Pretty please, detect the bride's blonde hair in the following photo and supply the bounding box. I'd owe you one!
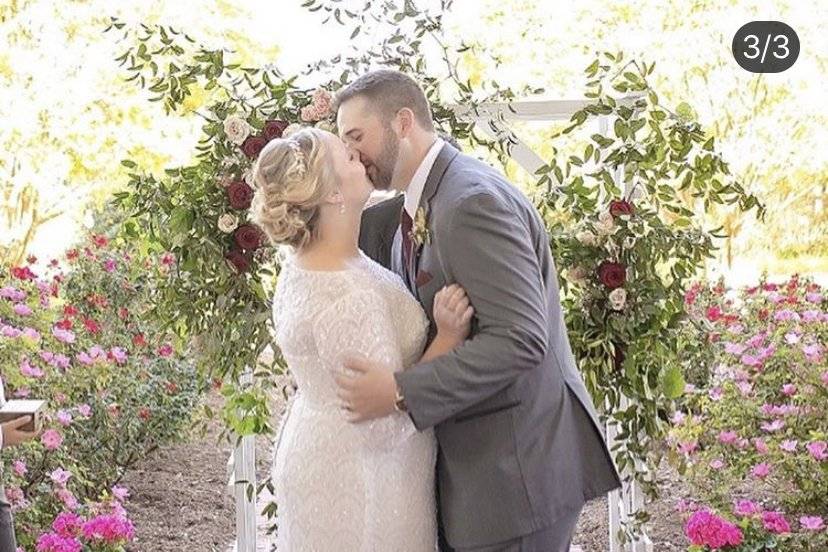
[251,128,338,249]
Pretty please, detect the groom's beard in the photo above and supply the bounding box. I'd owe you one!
[368,129,399,191]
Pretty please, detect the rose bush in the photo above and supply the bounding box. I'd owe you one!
[0,234,202,548]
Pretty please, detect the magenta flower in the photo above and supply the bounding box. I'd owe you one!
[81,514,135,544]
[806,441,828,461]
[724,342,746,355]
[762,511,791,534]
[1,323,22,338]
[751,462,771,479]
[55,488,78,510]
[753,439,769,455]
[773,309,799,322]
[76,404,92,418]
[13,303,33,316]
[800,515,825,531]
[22,327,41,341]
[685,510,744,548]
[157,343,174,357]
[802,309,820,323]
[709,459,725,470]
[740,353,761,367]
[41,429,63,450]
[111,485,130,502]
[51,512,84,538]
[20,358,45,378]
[784,331,800,344]
[780,383,796,396]
[760,419,785,433]
[109,346,128,364]
[56,410,73,426]
[35,533,82,552]
[103,259,117,272]
[678,441,698,456]
[52,327,76,344]
[734,499,762,516]
[718,430,739,444]
[0,286,27,301]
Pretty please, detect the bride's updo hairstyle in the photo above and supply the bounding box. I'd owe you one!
[251,127,338,249]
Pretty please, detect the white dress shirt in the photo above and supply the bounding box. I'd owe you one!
[404,138,445,219]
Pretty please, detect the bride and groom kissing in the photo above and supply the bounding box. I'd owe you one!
[252,69,621,551]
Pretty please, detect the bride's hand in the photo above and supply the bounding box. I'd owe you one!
[433,284,474,345]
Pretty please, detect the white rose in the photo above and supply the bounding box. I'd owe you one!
[568,265,589,285]
[223,116,252,145]
[218,213,239,234]
[609,287,627,310]
[283,123,303,138]
[595,217,616,236]
[576,230,598,246]
[598,210,614,224]
[242,169,254,186]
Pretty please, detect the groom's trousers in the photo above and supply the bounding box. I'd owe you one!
[450,506,582,552]
[0,485,16,552]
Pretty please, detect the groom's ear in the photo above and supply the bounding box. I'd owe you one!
[394,108,415,138]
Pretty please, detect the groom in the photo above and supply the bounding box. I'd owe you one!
[334,70,621,551]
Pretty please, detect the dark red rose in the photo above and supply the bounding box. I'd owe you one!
[83,317,102,335]
[241,134,268,159]
[234,224,263,251]
[264,119,289,141]
[609,199,634,217]
[63,305,78,317]
[56,318,73,330]
[225,249,252,273]
[10,266,36,280]
[226,181,254,210]
[597,261,626,289]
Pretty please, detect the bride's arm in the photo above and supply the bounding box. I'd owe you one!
[418,285,474,364]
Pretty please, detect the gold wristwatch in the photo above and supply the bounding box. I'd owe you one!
[394,384,408,413]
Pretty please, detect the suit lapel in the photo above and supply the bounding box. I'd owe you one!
[410,144,460,299]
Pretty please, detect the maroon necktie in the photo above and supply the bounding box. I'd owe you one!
[400,206,414,271]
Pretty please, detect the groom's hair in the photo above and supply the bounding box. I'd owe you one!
[333,69,435,131]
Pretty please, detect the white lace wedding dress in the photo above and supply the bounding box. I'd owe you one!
[270,251,438,551]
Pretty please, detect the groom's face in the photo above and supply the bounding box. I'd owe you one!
[337,96,400,191]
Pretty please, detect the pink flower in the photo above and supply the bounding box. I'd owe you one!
[77,404,92,418]
[803,343,824,363]
[822,371,828,387]
[806,441,828,461]
[734,499,762,516]
[740,353,761,367]
[780,383,796,396]
[52,512,84,538]
[35,533,82,552]
[157,343,173,357]
[81,514,135,544]
[161,252,175,266]
[760,419,785,433]
[52,327,76,344]
[802,309,820,323]
[12,460,27,477]
[800,516,825,531]
[20,358,45,378]
[780,440,798,453]
[671,411,687,425]
[111,485,130,502]
[1,324,22,338]
[56,410,73,426]
[109,347,128,364]
[709,459,725,470]
[736,381,753,396]
[55,488,78,510]
[41,429,63,450]
[708,387,724,401]
[773,309,799,322]
[50,468,72,487]
[753,439,769,455]
[718,430,739,444]
[22,327,40,341]
[13,303,33,316]
[685,510,744,548]
[678,441,698,456]
[0,286,27,301]
[5,486,24,505]
[784,331,801,344]
[805,292,823,303]
[762,511,791,534]
[751,462,771,479]
[724,342,746,355]
[103,259,117,272]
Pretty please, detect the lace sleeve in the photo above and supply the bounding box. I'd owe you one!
[313,287,416,450]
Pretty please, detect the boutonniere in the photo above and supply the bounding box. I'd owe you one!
[409,206,432,247]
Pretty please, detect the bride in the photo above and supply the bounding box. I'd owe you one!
[251,127,474,551]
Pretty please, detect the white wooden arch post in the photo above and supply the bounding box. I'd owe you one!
[227,368,257,552]
[450,97,653,552]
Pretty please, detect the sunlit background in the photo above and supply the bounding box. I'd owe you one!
[2,0,826,283]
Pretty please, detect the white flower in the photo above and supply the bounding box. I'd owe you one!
[623,236,636,249]
[576,230,598,246]
[242,169,254,186]
[218,213,239,234]
[283,123,303,138]
[595,217,616,236]
[609,287,627,310]
[598,210,614,224]
[568,265,589,285]
[223,115,252,145]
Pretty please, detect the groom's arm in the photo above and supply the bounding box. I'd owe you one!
[395,191,549,430]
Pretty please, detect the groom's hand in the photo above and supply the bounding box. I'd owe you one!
[335,354,397,422]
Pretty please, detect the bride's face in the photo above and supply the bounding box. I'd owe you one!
[323,132,372,210]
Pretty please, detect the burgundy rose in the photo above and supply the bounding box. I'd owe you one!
[224,249,252,273]
[241,134,268,159]
[263,120,289,141]
[609,199,634,217]
[234,224,263,251]
[226,181,254,210]
[597,261,626,289]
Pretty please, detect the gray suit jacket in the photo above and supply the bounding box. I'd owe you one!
[359,144,621,549]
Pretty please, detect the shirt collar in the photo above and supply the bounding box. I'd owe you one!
[404,138,445,218]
